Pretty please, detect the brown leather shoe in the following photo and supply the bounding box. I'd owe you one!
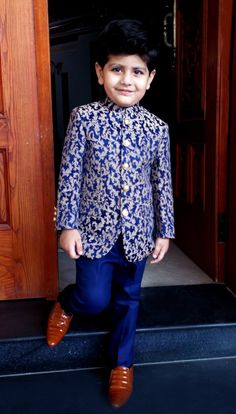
[47,302,73,347]
[109,366,134,408]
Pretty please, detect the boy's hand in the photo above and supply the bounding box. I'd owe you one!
[59,229,83,259]
[150,238,169,264]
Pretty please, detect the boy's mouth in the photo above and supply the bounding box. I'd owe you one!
[116,89,134,95]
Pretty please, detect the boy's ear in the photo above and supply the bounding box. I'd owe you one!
[146,69,156,90]
[95,62,104,85]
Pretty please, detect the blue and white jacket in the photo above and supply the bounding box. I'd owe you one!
[56,98,175,262]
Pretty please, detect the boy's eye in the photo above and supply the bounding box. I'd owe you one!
[111,66,121,73]
[134,69,145,75]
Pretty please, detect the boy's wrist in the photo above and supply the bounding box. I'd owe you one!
[59,228,79,234]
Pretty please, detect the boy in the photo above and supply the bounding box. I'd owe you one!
[47,19,175,408]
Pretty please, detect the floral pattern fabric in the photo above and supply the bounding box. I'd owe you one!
[56,98,175,262]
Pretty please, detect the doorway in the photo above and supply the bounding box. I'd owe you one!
[48,0,232,291]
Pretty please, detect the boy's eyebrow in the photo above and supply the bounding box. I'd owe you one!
[133,66,148,71]
[108,63,148,71]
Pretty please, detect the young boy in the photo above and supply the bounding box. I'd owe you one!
[47,19,175,408]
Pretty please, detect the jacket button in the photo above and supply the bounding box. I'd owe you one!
[123,184,129,192]
[122,208,129,217]
[122,162,129,170]
[124,118,130,126]
[123,139,131,147]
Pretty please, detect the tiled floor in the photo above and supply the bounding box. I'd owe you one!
[1,359,236,414]
[58,241,213,291]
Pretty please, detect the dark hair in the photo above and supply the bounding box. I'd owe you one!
[94,19,158,71]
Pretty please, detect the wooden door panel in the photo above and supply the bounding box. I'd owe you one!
[0,148,9,225]
[174,0,211,275]
[177,0,206,122]
[227,1,236,292]
[0,0,58,300]
[175,142,205,208]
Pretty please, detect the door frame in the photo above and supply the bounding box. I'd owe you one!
[226,1,236,292]
[34,0,58,299]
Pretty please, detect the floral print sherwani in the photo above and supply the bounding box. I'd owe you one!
[56,98,175,262]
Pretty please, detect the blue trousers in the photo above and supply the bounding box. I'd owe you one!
[59,236,147,368]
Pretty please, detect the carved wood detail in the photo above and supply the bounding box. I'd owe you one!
[189,143,205,208]
[0,258,15,298]
[175,142,205,208]
[0,149,10,225]
[175,142,187,200]
[177,0,207,120]
[0,54,3,114]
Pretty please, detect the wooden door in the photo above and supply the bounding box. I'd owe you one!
[173,0,233,281]
[227,1,236,292]
[0,0,58,300]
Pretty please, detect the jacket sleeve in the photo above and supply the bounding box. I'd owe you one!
[151,124,175,239]
[56,108,86,230]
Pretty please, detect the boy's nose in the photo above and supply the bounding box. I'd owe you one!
[121,72,132,85]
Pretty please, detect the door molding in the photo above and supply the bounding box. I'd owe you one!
[34,0,58,299]
[227,1,236,291]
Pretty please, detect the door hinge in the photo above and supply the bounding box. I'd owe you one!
[218,212,227,242]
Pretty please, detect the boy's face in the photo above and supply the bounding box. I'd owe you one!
[95,54,156,107]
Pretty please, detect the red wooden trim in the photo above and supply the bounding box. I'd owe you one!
[216,0,234,282]
[33,0,58,299]
[227,1,236,291]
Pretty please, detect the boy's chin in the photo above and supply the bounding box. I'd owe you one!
[109,96,139,108]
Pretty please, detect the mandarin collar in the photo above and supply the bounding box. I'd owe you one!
[103,97,140,114]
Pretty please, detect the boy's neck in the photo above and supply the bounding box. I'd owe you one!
[104,96,140,111]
